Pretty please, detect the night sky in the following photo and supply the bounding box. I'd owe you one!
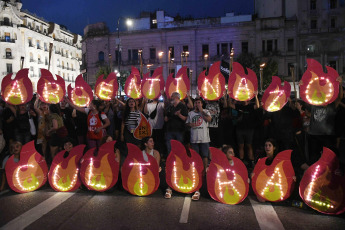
[22,0,254,35]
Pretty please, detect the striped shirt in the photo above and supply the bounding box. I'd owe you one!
[125,111,141,133]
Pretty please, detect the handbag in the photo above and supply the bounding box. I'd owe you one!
[149,102,159,119]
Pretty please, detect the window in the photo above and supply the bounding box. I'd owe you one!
[150,48,156,60]
[183,46,189,52]
[331,18,336,28]
[132,49,139,61]
[98,51,104,62]
[310,0,317,10]
[45,57,48,65]
[30,53,33,62]
[115,50,122,62]
[6,64,12,73]
[5,32,10,42]
[128,50,132,61]
[202,44,209,56]
[38,55,41,63]
[169,46,174,59]
[274,40,278,51]
[44,43,47,51]
[221,43,228,55]
[5,48,12,58]
[311,19,317,29]
[262,40,266,52]
[288,39,294,51]
[62,61,65,69]
[267,40,273,52]
[330,0,337,9]
[37,40,40,49]
[242,42,248,53]
[329,61,337,70]
[28,38,33,47]
[307,44,315,53]
[4,17,10,26]
[217,44,220,55]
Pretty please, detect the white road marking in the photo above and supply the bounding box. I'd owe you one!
[249,197,285,230]
[0,192,75,230]
[179,196,192,223]
[0,189,9,196]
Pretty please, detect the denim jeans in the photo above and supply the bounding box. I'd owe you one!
[165,131,184,155]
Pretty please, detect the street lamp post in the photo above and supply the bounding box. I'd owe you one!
[259,63,266,94]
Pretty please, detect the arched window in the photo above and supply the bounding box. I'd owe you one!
[98,51,104,62]
[30,52,33,62]
[62,61,65,69]
[38,54,41,63]
[4,17,10,26]
[67,62,69,70]
[5,48,12,58]
[57,59,60,66]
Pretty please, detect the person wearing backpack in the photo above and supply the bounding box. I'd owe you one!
[66,98,110,150]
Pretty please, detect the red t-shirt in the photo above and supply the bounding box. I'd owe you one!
[86,110,107,140]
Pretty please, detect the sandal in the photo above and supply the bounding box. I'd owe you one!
[192,191,200,201]
[165,188,172,199]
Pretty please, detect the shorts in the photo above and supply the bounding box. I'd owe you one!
[236,128,254,145]
[191,142,210,158]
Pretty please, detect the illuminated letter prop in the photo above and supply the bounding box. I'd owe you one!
[48,145,85,192]
[262,76,291,112]
[141,66,165,100]
[37,69,66,104]
[95,72,118,101]
[165,66,190,99]
[299,147,345,215]
[1,69,33,105]
[300,59,339,106]
[67,75,93,107]
[207,147,249,205]
[228,62,258,101]
[80,141,119,192]
[197,61,225,101]
[125,67,142,99]
[5,141,48,193]
[252,150,295,202]
[122,143,160,196]
[165,140,204,193]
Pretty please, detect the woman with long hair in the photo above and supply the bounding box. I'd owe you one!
[121,98,141,146]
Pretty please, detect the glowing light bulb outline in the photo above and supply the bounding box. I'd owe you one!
[145,78,161,98]
[234,77,252,101]
[259,166,285,201]
[52,164,79,192]
[305,74,334,105]
[5,80,25,104]
[129,162,152,195]
[267,89,285,112]
[14,164,40,192]
[127,78,141,97]
[172,160,197,192]
[71,86,91,107]
[305,165,335,209]
[202,75,220,100]
[86,157,107,190]
[97,81,114,100]
[43,81,62,103]
[216,168,242,201]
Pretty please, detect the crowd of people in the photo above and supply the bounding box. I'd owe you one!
[0,83,345,200]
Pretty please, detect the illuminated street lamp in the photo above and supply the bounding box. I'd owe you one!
[204,54,208,70]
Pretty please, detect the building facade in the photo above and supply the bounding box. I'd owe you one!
[0,0,82,90]
[82,0,345,89]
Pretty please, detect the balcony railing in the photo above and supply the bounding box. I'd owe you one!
[37,46,42,50]
[38,60,43,64]
[0,38,15,43]
[29,59,35,63]
[3,55,14,59]
[0,21,13,27]
[57,65,61,68]
[29,43,34,47]
[55,51,61,55]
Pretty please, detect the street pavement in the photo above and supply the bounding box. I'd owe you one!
[0,186,345,230]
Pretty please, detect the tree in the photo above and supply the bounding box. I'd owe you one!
[235,52,278,90]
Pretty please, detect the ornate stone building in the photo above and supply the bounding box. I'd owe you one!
[0,0,82,90]
[82,0,345,89]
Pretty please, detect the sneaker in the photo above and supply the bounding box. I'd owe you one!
[192,191,200,201]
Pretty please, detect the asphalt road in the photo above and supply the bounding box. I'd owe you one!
[0,186,345,230]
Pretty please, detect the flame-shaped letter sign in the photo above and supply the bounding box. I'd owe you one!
[95,72,118,101]
[300,147,345,215]
[252,150,295,202]
[165,140,204,193]
[125,67,142,99]
[67,75,93,108]
[197,61,226,101]
[133,113,152,140]
[122,143,160,196]
[262,76,291,112]
[207,147,249,205]
[1,69,33,105]
[80,141,119,192]
[228,62,258,101]
[141,67,165,100]
[165,66,190,100]
[5,141,48,193]
[48,145,85,192]
[37,69,66,104]
[300,59,339,106]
